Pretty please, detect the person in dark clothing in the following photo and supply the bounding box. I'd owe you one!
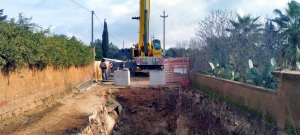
[100,59,108,80]
[119,61,125,70]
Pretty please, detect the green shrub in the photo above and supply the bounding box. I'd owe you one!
[0,14,93,73]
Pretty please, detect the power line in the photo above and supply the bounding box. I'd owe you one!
[108,31,121,43]
[70,0,91,12]
[94,12,120,43]
[70,0,120,43]
[93,13,104,26]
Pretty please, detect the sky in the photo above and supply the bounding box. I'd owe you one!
[0,0,292,49]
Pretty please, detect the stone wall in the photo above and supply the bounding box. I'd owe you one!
[273,71,300,129]
[190,71,300,129]
[0,65,93,121]
[189,73,288,130]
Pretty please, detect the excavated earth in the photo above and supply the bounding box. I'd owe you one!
[1,75,277,135]
[109,87,277,135]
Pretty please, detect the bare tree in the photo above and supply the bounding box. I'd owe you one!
[174,40,189,57]
[195,10,236,71]
[187,38,205,72]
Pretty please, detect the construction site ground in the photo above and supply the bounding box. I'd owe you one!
[0,74,150,135]
[0,73,282,134]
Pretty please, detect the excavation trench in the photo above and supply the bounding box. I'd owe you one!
[79,86,276,135]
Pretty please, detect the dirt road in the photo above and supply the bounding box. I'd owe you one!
[0,74,150,135]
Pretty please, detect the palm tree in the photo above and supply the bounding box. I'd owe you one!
[259,21,280,65]
[226,14,262,82]
[227,14,262,36]
[271,0,300,68]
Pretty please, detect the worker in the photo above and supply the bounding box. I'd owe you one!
[100,59,108,80]
[119,61,125,70]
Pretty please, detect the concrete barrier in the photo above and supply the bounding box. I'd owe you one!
[150,70,165,86]
[114,70,130,86]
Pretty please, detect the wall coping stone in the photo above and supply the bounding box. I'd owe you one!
[273,71,300,79]
[195,73,277,95]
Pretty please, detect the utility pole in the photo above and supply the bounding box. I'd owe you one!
[160,10,168,56]
[123,41,124,49]
[91,10,94,59]
[91,11,96,81]
[91,11,94,46]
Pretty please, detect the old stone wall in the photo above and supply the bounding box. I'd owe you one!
[189,73,277,118]
[0,65,93,121]
[189,73,277,123]
[190,72,300,130]
[273,71,300,129]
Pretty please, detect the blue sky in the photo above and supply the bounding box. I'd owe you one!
[1,0,291,49]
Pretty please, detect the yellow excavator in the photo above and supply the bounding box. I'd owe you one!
[116,0,164,75]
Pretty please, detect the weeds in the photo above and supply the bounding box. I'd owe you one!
[285,124,300,135]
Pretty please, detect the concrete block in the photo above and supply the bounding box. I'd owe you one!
[114,70,130,86]
[150,70,165,86]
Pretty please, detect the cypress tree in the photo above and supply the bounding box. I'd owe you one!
[94,39,103,60]
[0,9,7,21]
[102,19,109,58]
